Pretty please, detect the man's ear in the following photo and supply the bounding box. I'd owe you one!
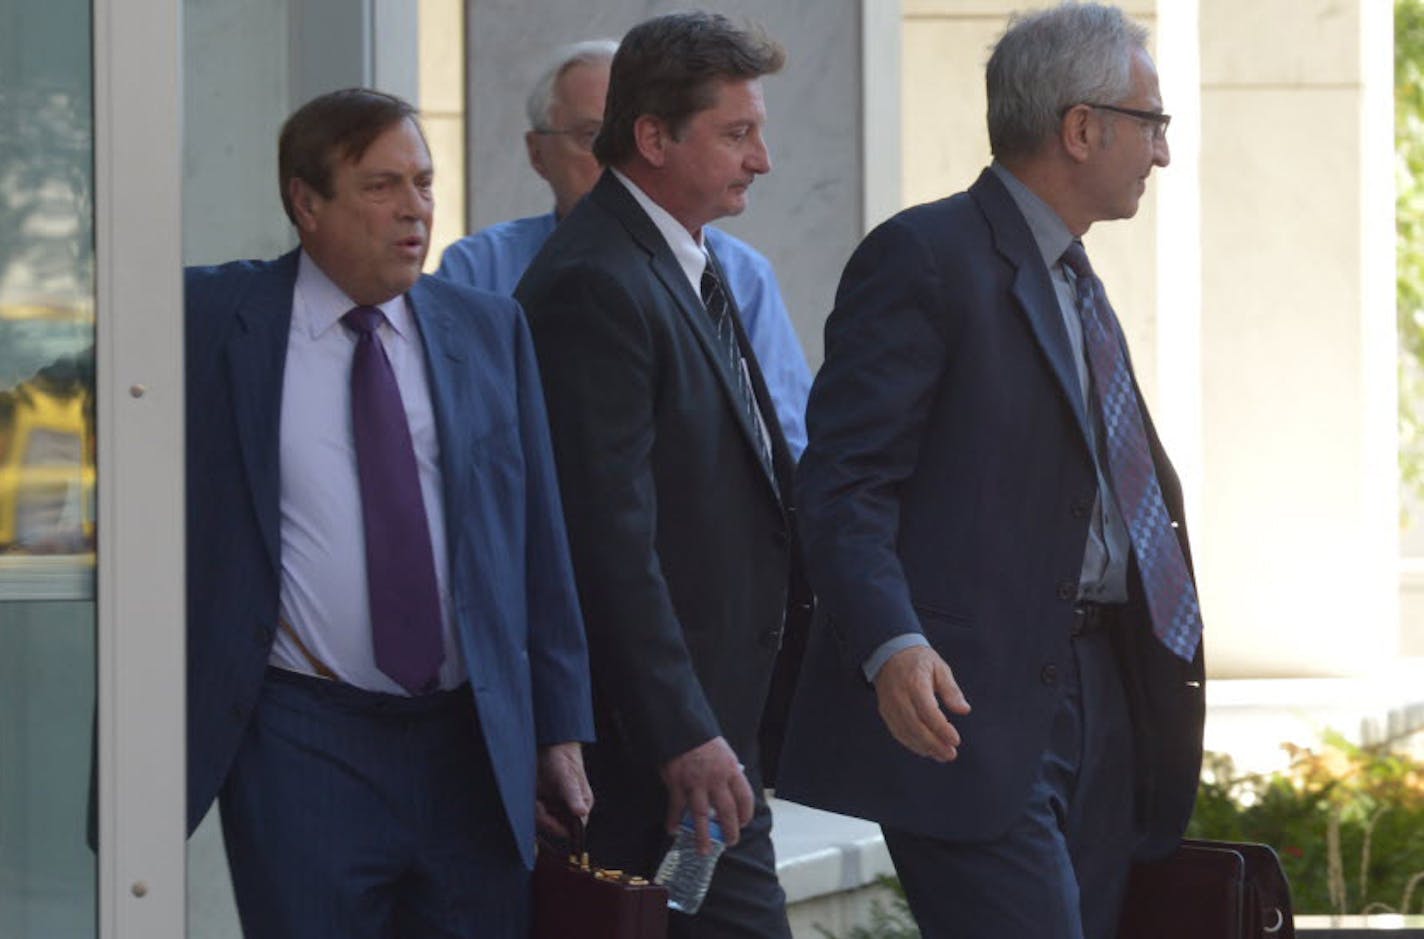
[526,131,552,182]
[1059,105,1094,163]
[289,178,323,233]
[632,114,668,168]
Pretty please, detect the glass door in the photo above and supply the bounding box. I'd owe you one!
[0,2,98,935]
[2,1,186,936]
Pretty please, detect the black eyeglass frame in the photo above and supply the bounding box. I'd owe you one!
[1071,103,1171,137]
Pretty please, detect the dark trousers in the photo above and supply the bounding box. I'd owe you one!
[219,667,528,939]
[883,630,1138,939]
[586,768,792,939]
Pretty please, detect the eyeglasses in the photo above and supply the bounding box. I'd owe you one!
[532,124,601,152]
[1079,103,1171,140]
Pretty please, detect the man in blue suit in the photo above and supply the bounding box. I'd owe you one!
[777,5,1205,938]
[185,88,594,938]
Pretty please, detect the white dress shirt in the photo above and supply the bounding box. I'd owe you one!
[269,252,465,694]
[611,168,707,292]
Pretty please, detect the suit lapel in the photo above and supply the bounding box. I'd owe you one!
[593,174,784,505]
[971,170,1091,447]
[406,278,469,570]
[224,250,299,577]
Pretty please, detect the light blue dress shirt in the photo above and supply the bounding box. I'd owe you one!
[438,210,812,458]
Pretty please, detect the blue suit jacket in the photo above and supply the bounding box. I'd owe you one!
[183,249,593,867]
[776,170,1204,858]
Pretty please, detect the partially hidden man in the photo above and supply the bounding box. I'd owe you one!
[778,5,1206,938]
[185,88,593,938]
[515,12,811,939]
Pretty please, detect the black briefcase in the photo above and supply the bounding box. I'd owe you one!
[1118,839,1294,938]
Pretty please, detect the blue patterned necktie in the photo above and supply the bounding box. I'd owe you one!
[343,305,445,693]
[700,253,775,477]
[1060,242,1202,661]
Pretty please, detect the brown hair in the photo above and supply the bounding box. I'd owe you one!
[593,11,784,167]
[277,88,421,224]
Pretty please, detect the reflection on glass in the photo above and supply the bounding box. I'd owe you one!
[0,1,99,935]
[0,325,95,555]
[0,78,96,601]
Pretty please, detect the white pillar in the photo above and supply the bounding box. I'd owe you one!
[1195,0,1397,676]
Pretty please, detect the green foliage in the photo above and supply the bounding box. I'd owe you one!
[816,734,1424,937]
[813,876,920,939]
[1398,0,1424,510]
[1187,732,1424,915]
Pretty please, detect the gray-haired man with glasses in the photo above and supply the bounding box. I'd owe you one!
[777,3,1204,937]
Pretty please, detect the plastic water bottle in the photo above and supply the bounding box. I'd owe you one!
[654,811,725,914]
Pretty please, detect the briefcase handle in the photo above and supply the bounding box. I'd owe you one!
[538,802,589,863]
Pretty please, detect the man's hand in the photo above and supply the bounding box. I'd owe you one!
[873,645,971,762]
[535,741,593,840]
[659,736,754,855]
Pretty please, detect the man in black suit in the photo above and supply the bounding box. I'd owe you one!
[515,11,808,938]
[777,4,1205,938]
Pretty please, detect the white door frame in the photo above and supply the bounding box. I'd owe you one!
[93,0,187,935]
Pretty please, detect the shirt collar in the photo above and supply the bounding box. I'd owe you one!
[989,162,1075,272]
[610,168,707,294]
[295,250,413,340]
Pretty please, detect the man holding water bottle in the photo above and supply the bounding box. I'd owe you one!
[515,11,811,938]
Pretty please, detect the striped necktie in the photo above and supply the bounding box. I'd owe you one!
[700,253,775,478]
[1060,241,1202,661]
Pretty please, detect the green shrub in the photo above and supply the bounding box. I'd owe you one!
[1187,732,1424,916]
[813,877,920,939]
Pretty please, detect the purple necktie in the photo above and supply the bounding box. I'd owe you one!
[1060,242,1202,662]
[343,305,444,693]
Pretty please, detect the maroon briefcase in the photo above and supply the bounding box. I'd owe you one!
[531,816,669,939]
[1118,839,1294,938]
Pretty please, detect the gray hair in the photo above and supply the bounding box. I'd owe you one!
[986,2,1148,160]
[525,39,619,130]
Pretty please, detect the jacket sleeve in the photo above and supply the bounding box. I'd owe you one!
[796,218,953,667]
[511,305,597,747]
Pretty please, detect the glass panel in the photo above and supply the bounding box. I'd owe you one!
[0,0,98,936]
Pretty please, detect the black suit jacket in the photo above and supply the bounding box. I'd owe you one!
[515,172,810,827]
[776,169,1204,858]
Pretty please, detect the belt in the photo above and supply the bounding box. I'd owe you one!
[1071,601,1124,637]
[265,666,471,715]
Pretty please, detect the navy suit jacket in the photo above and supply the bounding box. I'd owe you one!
[184,249,593,867]
[776,170,1204,858]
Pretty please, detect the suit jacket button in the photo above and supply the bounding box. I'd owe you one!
[760,627,783,649]
[1056,580,1075,601]
[1040,664,1058,686]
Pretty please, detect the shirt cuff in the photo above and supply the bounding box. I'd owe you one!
[862,632,930,683]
